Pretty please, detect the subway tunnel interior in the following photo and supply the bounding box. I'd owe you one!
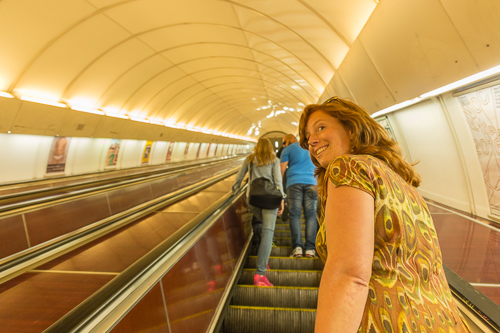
[0,0,500,332]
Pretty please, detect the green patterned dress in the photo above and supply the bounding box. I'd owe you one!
[317,155,471,333]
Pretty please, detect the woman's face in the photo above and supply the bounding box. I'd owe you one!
[305,111,352,168]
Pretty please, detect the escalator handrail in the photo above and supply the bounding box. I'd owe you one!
[0,157,244,214]
[44,187,246,333]
[0,168,239,284]
[444,266,500,332]
[0,156,244,218]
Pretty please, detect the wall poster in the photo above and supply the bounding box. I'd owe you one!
[375,116,396,141]
[165,141,175,162]
[206,143,212,157]
[196,143,202,158]
[458,83,500,215]
[141,140,153,164]
[46,136,71,174]
[184,142,190,159]
[105,139,120,168]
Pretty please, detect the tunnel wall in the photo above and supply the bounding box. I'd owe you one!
[384,89,493,220]
[0,132,249,184]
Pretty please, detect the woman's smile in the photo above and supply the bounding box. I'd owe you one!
[306,111,352,168]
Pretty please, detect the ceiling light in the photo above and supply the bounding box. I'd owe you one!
[105,112,129,119]
[71,106,105,115]
[0,91,13,98]
[372,64,500,118]
[130,117,151,123]
[150,120,165,126]
[20,96,66,108]
[420,64,500,99]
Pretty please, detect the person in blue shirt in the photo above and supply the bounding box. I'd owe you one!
[280,134,318,258]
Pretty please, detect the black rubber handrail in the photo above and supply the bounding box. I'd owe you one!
[0,168,239,277]
[0,157,243,214]
[444,266,500,332]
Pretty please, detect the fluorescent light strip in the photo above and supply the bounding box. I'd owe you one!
[105,112,129,119]
[372,64,500,118]
[130,117,150,123]
[0,91,13,98]
[150,120,164,126]
[20,96,66,108]
[71,106,105,115]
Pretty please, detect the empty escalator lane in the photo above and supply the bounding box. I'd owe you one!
[223,218,323,333]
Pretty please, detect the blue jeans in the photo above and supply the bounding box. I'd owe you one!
[248,204,278,275]
[287,183,318,251]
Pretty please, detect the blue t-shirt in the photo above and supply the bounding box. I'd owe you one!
[280,142,316,188]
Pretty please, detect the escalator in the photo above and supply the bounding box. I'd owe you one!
[2,170,498,332]
[223,218,320,332]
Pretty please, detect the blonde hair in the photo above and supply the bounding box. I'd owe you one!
[247,137,276,166]
[299,97,421,197]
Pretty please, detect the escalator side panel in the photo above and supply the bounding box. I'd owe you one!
[0,215,29,259]
[110,196,250,333]
[36,212,199,273]
[110,283,170,333]
[0,272,115,333]
[24,193,110,246]
[0,163,236,264]
[108,182,154,215]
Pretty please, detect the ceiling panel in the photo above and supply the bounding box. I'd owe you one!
[0,0,380,141]
[440,0,500,70]
[0,0,95,90]
[358,0,479,103]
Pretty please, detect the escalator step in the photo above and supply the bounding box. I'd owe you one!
[247,256,324,270]
[240,269,322,287]
[275,224,305,231]
[273,238,305,246]
[270,246,292,257]
[224,305,316,333]
[232,285,318,308]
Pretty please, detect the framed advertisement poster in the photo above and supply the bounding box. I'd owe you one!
[206,143,212,157]
[105,139,120,168]
[46,137,71,174]
[196,143,202,158]
[142,140,153,164]
[166,141,175,162]
[184,142,190,159]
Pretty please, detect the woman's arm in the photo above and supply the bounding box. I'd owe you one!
[315,180,375,333]
[231,161,249,194]
[272,158,285,197]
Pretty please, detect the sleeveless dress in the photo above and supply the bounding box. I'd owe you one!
[316,155,471,333]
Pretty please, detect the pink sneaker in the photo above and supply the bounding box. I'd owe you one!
[254,274,274,287]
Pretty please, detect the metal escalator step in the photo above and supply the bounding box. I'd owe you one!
[240,269,322,287]
[224,305,316,333]
[273,238,305,246]
[232,285,318,308]
[275,224,305,231]
[247,256,324,271]
[270,246,292,257]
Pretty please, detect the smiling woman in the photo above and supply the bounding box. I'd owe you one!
[298,97,471,333]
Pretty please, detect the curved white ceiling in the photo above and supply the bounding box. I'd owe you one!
[0,0,378,139]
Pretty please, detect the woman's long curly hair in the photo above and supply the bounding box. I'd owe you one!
[298,97,420,198]
[247,137,276,166]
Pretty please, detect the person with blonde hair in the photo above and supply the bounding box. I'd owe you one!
[232,137,285,286]
[299,97,470,332]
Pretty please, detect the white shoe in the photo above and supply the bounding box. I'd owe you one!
[305,249,317,258]
[290,247,303,258]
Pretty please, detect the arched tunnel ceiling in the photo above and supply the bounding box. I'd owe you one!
[0,0,378,140]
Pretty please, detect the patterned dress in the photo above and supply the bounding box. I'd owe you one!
[316,155,471,333]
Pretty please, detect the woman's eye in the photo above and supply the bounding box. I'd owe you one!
[318,126,325,131]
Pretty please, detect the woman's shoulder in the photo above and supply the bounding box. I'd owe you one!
[326,154,379,188]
